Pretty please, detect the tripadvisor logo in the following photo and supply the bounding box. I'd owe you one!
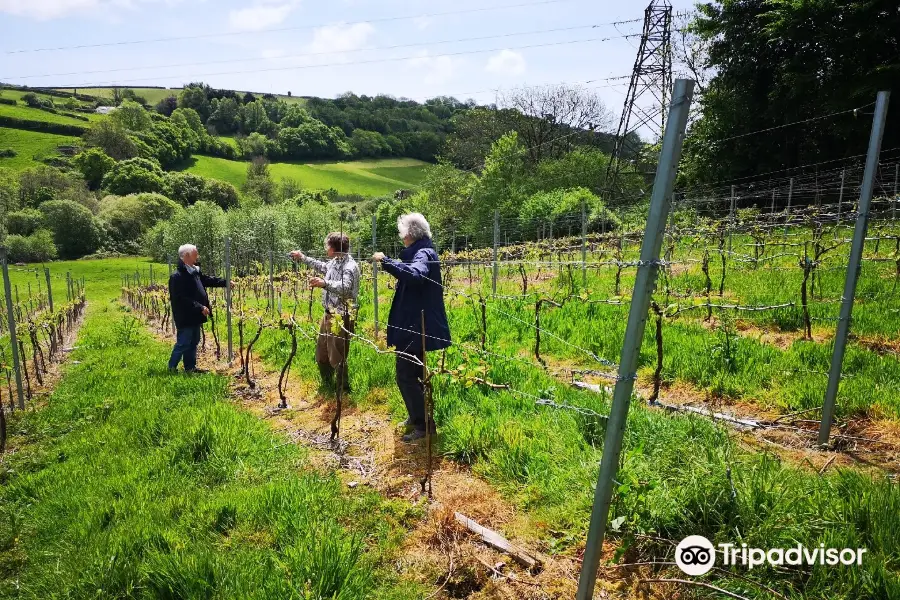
[676,535,867,576]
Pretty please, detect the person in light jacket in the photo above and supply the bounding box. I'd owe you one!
[291,232,360,392]
[373,213,451,442]
[168,243,228,373]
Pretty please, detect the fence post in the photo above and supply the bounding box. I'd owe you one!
[66,272,72,302]
[372,214,380,340]
[836,168,846,230]
[268,248,275,314]
[581,198,588,286]
[492,209,499,295]
[225,237,233,364]
[576,78,694,600]
[784,177,793,237]
[771,189,776,216]
[893,163,898,223]
[1,249,25,410]
[728,185,736,252]
[818,91,890,445]
[44,268,53,312]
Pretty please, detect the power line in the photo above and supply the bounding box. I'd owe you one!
[710,103,875,145]
[3,0,641,55]
[4,24,634,81]
[54,35,635,89]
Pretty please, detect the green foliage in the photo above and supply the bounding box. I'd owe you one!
[165,171,207,206]
[682,0,900,186]
[7,207,44,235]
[39,199,101,258]
[0,114,87,136]
[178,82,211,121]
[471,131,526,229]
[154,201,227,273]
[84,119,139,161]
[242,158,276,204]
[110,99,152,132]
[349,129,391,158]
[99,193,180,252]
[102,157,167,196]
[5,228,57,262]
[72,147,115,190]
[519,187,618,232]
[17,164,92,209]
[202,178,240,210]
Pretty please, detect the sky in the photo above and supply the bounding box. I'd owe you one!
[0,0,697,129]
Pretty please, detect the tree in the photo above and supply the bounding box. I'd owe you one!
[155,96,178,117]
[22,93,42,108]
[499,84,614,163]
[170,107,205,151]
[6,230,57,263]
[442,107,522,170]
[279,178,302,202]
[470,132,526,231]
[242,158,276,204]
[203,179,240,210]
[682,1,900,187]
[102,157,167,196]
[73,148,116,190]
[39,200,101,258]
[84,120,139,161]
[350,129,391,158]
[165,172,207,206]
[178,83,211,122]
[99,193,179,251]
[240,132,269,158]
[18,165,93,209]
[207,97,241,134]
[7,208,44,236]
[162,201,226,274]
[241,100,274,135]
[110,99,152,132]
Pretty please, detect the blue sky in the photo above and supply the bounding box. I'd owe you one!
[0,0,696,119]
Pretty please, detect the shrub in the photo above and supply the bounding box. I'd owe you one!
[203,178,240,210]
[102,157,167,195]
[0,149,16,158]
[7,208,44,236]
[100,193,180,250]
[73,148,115,190]
[0,115,87,136]
[84,120,139,161]
[21,92,42,108]
[6,230,58,263]
[165,172,206,206]
[39,200,101,259]
[0,98,16,106]
[18,165,92,209]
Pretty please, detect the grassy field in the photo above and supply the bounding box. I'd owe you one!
[181,155,429,196]
[0,258,420,598]
[0,128,80,170]
[51,87,308,105]
[0,101,97,126]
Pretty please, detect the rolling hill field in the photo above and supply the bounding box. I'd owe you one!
[181,155,429,196]
[0,128,79,169]
[52,87,308,105]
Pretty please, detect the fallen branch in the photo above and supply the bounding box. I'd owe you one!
[818,455,837,475]
[454,512,541,571]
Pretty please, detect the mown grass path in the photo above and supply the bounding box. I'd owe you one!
[0,272,419,599]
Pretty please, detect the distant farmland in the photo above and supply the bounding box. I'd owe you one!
[0,128,79,170]
[180,155,428,196]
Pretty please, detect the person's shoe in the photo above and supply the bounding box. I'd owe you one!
[402,429,427,443]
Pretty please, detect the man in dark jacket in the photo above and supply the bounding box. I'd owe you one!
[168,243,228,373]
[373,213,451,442]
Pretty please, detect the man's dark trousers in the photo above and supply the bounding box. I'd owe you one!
[169,326,201,371]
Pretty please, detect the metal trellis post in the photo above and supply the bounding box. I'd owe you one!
[372,214,380,340]
[893,163,898,223]
[1,249,25,410]
[818,91,890,446]
[44,268,53,312]
[225,237,233,364]
[836,169,845,230]
[576,78,694,600]
[784,177,793,237]
[492,209,499,294]
[581,198,588,286]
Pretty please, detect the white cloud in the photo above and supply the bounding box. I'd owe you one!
[0,0,180,20]
[485,49,526,76]
[307,22,375,55]
[228,1,299,32]
[407,50,457,85]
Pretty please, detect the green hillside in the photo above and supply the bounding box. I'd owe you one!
[181,155,427,196]
[0,128,79,169]
[52,87,308,105]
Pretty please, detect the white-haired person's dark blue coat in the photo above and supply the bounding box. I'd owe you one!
[376,213,451,441]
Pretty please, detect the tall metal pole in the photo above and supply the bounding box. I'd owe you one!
[576,78,694,600]
[581,199,588,286]
[44,267,53,312]
[492,209,499,295]
[225,237,233,364]
[893,163,898,223]
[818,91,890,445]
[836,169,845,230]
[1,249,25,410]
[728,184,736,252]
[784,177,793,237]
[372,214,380,340]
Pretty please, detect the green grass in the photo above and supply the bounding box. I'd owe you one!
[0,128,80,170]
[0,259,421,599]
[181,155,429,197]
[53,87,180,105]
[0,101,96,126]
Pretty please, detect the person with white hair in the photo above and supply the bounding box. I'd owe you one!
[167,243,228,373]
[372,213,451,442]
